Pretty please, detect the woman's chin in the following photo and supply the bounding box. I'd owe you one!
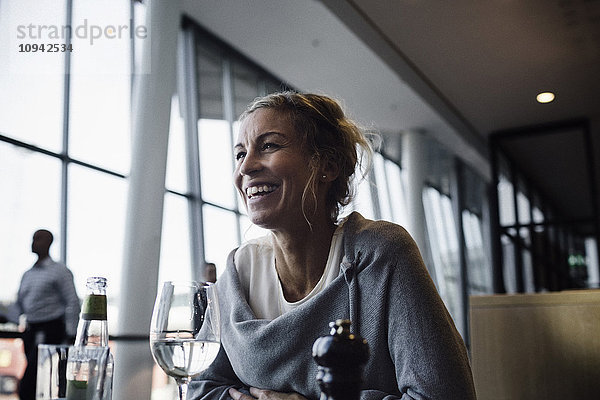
[247,212,274,230]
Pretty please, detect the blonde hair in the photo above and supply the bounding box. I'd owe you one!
[240,91,374,222]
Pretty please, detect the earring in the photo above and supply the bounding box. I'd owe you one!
[322,175,327,179]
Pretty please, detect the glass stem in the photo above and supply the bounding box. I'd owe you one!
[178,380,190,400]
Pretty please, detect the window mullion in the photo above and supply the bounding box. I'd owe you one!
[222,58,242,246]
[60,0,74,264]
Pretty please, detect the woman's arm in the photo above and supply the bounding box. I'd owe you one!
[189,346,246,400]
[386,253,477,400]
[190,348,310,400]
[229,387,308,400]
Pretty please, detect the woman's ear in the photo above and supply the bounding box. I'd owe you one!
[320,160,339,182]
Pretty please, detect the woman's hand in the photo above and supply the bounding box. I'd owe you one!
[228,387,308,400]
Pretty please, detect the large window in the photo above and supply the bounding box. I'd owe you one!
[0,0,66,153]
[345,152,408,225]
[462,165,493,296]
[160,96,192,284]
[418,139,493,341]
[423,187,463,330]
[1,2,136,397]
[463,209,493,295]
[0,0,133,322]
[491,121,599,293]
[159,23,291,285]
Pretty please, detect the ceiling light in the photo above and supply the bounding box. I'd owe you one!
[536,92,555,104]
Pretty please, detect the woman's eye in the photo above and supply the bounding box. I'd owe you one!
[262,142,279,151]
[235,151,246,160]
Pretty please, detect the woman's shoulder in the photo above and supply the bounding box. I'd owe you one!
[343,214,431,291]
[342,212,424,272]
[344,212,414,248]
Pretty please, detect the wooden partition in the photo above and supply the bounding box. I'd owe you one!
[470,291,600,400]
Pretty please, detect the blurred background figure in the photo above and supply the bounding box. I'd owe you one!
[8,229,80,400]
[204,262,217,283]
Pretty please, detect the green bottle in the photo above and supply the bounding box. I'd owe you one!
[67,277,114,400]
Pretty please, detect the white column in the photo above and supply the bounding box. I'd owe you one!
[114,1,181,399]
[401,130,437,283]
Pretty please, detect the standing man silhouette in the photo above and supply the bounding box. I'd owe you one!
[13,229,80,400]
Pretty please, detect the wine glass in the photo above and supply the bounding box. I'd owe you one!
[150,281,221,400]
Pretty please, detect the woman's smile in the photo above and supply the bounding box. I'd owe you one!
[245,184,281,209]
[245,184,279,199]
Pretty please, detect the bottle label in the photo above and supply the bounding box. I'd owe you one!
[82,294,107,320]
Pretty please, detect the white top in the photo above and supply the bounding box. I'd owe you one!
[234,222,346,319]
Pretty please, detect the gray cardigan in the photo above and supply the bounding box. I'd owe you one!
[190,212,476,399]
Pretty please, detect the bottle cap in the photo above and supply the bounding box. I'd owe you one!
[86,276,107,290]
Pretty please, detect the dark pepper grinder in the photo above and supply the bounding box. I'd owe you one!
[312,319,369,400]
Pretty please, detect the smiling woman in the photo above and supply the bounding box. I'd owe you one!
[233,111,318,231]
[189,92,476,400]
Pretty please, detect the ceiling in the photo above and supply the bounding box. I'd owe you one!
[183,0,600,227]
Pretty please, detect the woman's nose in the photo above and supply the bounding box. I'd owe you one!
[238,150,262,176]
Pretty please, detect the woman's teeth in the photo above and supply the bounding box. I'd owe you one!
[246,185,276,198]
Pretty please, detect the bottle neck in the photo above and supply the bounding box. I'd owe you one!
[74,319,109,347]
[75,293,109,347]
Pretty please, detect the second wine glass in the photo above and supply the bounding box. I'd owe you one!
[150,281,220,400]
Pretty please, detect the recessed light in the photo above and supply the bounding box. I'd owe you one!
[536,92,555,103]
